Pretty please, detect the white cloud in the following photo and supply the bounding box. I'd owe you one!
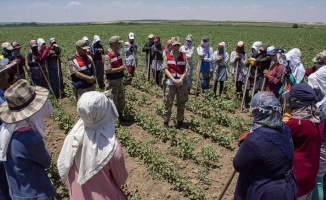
[309,6,315,10]
[66,1,82,7]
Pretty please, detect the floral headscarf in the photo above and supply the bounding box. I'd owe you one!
[250,91,283,131]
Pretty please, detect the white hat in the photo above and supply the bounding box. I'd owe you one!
[148,34,154,39]
[128,32,135,39]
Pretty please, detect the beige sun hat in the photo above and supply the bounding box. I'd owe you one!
[0,79,49,124]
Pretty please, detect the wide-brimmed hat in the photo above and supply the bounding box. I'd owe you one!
[0,79,49,124]
[0,59,16,73]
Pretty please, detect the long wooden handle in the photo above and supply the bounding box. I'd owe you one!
[234,61,239,89]
[240,65,252,111]
[217,169,236,200]
[195,59,202,99]
[38,62,57,101]
[57,59,62,99]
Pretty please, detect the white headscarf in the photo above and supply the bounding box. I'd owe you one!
[285,48,306,83]
[0,100,53,161]
[57,91,118,185]
[37,38,46,51]
[218,42,227,59]
[308,65,326,107]
[92,35,101,45]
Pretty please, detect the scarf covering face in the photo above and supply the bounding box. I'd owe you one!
[218,42,227,58]
[285,48,305,83]
[92,35,101,45]
[37,38,46,51]
[57,91,118,185]
[0,100,53,161]
[200,40,210,58]
[250,91,283,131]
[184,34,193,50]
[290,100,321,123]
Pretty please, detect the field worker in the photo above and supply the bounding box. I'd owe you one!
[285,48,306,83]
[255,43,272,90]
[282,83,323,199]
[57,91,128,200]
[142,34,154,80]
[234,91,297,199]
[26,40,42,86]
[305,50,326,77]
[11,42,26,79]
[307,61,326,199]
[180,34,194,95]
[263,47,286,98]
[230,41,247,97]
[197,36,213,93]
[36,38,49,89]
[2,42,17,85]
[92,35,105,89]
[0,59,16,200]
[152,36,164,88]
[82,36,92,56]
[124,32,138,82]
[104,36,129,123]
[0,79,56,199]
[162,37,188,129]
[212,42,229,97]
[68,40,96,100]
[163,39,172,56]
[242,41,262,109]
[48,38,63,98]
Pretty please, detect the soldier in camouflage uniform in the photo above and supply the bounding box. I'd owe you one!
[68,40,96,100]
[104,36,128,122]
[162,37,189,129]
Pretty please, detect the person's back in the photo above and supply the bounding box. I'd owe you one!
[4,129,56,199]
[234,126,297,200]
[287,118,323,197]
[68,142,127,200]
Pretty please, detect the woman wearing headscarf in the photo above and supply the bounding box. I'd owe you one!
[151,36,164,88]
[0,79,56,199]
[37,38,49,89]
[285,48,306,83]
[11,42,26,80]
[57,91,128,200]
[306,50,326,77]
[47,38,63,98]
[282,83,323,199]
[307,60,326,200]
[230,41,247,97]
[233,91,297,200]
[212,42,228,97]
[26,40,42,86]
[197,36,213,93]
[92,35,105,88]
[82,36,92,56]
[263,48,286,98]
[180,34,194,94]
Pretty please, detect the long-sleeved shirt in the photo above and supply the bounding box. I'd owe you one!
[68,142,128,200]
[179,45,194,63]
[4,129,56,199]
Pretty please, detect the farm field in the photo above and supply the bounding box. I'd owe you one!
[1,23,326,199]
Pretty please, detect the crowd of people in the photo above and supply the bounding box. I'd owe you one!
[0,31,326,200]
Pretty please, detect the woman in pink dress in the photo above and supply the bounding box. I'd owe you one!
[58,91,128,200]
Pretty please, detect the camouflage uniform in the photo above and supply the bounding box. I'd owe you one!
[68,53,96,100]
[103,49,125,114]
[162,50,189,123]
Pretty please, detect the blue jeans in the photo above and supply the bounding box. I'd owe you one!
[0,162,11,199]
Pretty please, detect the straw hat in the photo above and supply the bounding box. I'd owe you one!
[0,79,49,124]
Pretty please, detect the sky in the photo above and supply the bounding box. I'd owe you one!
[0,0,325,23]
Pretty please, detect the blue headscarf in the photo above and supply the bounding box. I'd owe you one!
[250,91,283,131]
